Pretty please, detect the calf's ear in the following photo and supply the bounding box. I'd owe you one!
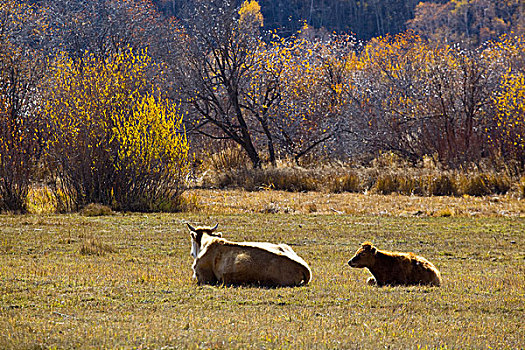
[370,246,377,254]
[362,242,373,250]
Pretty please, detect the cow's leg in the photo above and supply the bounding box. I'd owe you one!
[219,272,236,285]
[195,266,218,285]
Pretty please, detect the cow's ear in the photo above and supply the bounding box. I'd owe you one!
[362,241,373,251]
[216,232,222,237]
[190,232,197,240]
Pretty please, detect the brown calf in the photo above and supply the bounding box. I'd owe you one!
[348,241,442,287]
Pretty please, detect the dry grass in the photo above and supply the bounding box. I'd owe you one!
[79,203,114,217]
[200,163,521,199]
[0,193,524,349]
[79,237,116,256]
[188,189,525,217]
[194,149,523,199]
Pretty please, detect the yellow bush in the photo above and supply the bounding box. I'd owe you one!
[45,48,189,211]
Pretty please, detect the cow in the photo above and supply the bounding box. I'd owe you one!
[187,223,312,287]
[347,241,442,287]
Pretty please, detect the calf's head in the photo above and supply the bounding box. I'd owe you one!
[348,242,377,268]
[187,223,221,258]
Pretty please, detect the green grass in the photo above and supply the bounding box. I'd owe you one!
[1,200,524,348]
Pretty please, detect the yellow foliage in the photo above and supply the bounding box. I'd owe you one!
[113,92,189,177]
[493,71,525,154]
[45,47,189,211]
[239,0,263,27]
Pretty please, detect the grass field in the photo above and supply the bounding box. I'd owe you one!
[1,190,524,349]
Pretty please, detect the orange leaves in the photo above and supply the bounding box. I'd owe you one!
[344,30,525,163]
[481,34,525,158]
[265,35,354,158]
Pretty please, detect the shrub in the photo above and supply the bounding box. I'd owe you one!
[215,167,320,192]
[205,144,249,172]
[45,49,189,212]
[491,71,525,162]
[262,167,319,192]
[372,174,397,195]
[458,173,511,197]
[460,174,493,196]
[0,107,41,212]
[80,203,114,217]
[397,175,423,195]
[204,155,519,198]
[26,186,56,214]
[110,93,190,212]
[491,174,511,195]
[372,173,421,195]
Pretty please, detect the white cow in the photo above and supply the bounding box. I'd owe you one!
[187,223,312,287]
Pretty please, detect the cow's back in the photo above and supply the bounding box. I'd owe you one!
[409,255,441,286]
[394,253,441,286]
[371,251,441,286]
[212,243,311,287]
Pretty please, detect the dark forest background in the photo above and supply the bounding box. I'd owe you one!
[154,0,523,44]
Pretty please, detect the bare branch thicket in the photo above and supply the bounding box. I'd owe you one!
[0,1,47,212]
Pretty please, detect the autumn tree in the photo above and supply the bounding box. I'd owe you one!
[344,32,500,166]
[492,71,525,163]
[38,0,168,60]
[485,34,525,164]
[271,30,354,162]
[174,0,279,168]
[155,0,428,41]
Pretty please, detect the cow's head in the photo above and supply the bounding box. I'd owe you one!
[348,241,377,268]
[187,223,222,259]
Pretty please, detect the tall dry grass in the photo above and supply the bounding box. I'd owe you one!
[197,149,521,198]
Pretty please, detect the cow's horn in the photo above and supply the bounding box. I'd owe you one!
[211,223,219,231]
[187,223,196,231]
